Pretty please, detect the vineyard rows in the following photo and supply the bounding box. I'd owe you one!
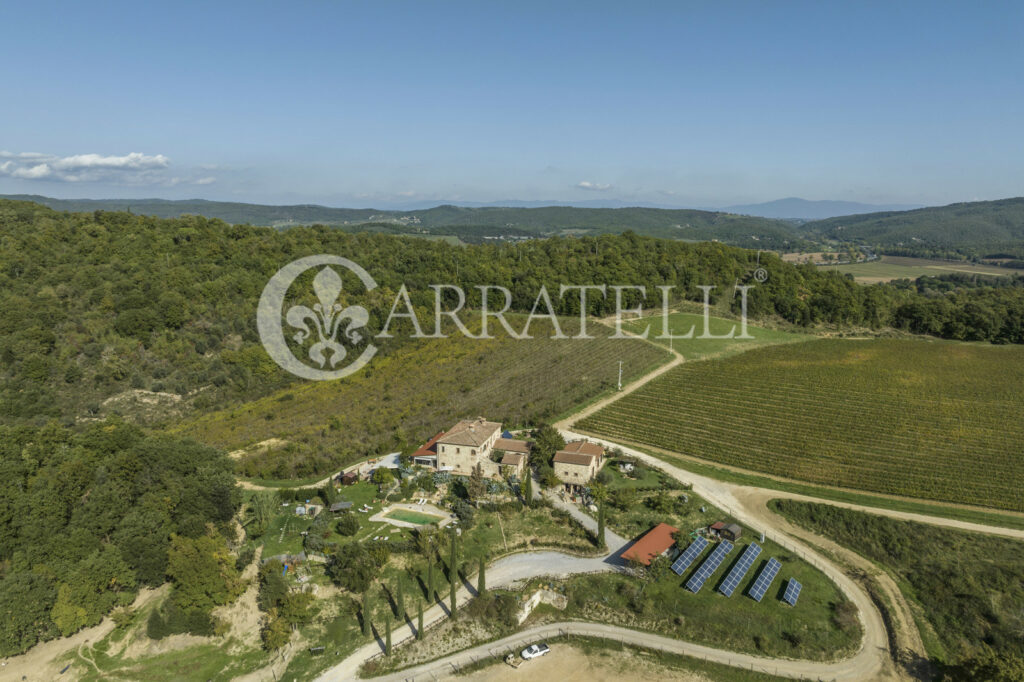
[579,338,1024,511]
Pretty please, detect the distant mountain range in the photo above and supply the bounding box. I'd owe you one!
[6,193,1023,257]
[723,197,924,220]
[801,197,1024,256]
[0,194,804,250]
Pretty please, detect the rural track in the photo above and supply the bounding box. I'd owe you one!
[317,430,899,681]
[362,620,883,682]
[318,323,902,681]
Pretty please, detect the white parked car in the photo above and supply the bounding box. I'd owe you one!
[521,643,550,660]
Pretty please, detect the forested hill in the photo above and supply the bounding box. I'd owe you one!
[2,198,1024,429]
[802,197,1024,258]
[0,193,802,248]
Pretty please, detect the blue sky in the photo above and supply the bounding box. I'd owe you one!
[2,1,1022,208]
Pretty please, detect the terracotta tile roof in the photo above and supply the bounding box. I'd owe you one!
[438,418,501,447]
[500,452,526,466]
[553,451,596,467]
[413,431,445,458]
[560,440,604,457]
[620,522,679,566]
[494,438,531,454]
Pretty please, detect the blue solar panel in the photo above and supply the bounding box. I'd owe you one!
[670,536,708,576]
[685,540,733,592]
[748,557,781,602]
[718,543,762,597]
[782,578,802,606]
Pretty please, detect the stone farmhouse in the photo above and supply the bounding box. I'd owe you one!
[416,417,532,480]
[553,440,605,491]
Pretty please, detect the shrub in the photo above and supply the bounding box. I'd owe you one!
[336,513,360,537]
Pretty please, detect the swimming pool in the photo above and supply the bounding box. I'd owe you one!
[384,509,445,525]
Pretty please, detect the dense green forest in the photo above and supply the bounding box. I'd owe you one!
[0,419,240,656]
[3,198,1024,432]
[771,500,1024,677]
[803,197,1024,259]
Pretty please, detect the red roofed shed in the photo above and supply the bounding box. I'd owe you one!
[620,522,679,566]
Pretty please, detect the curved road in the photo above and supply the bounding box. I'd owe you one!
[317,429,895,681]
[318,322,1024,682]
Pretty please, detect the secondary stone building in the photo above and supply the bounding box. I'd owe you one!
[553,440,605,491]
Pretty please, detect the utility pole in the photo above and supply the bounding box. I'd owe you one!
[617,360,623,391]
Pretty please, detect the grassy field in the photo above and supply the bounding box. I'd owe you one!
[558,538,859,662]
[579,338,1024,511]
[772,500,1024,666]
[831,255,1024,283]
[177,317,671,479]
[625,443,1024,531]
[622,311,811,361]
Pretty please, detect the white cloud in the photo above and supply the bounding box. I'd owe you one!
[50,152,169,171]
[12,163,53,179]
[576,181,611,191]
[0,150,215,186]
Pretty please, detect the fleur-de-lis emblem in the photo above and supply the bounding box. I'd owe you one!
[285,266,369,368]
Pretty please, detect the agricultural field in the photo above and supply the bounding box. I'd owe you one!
[831,255,1024,283]
[772,500,1024,668]
[177,317,671,480]
[621,311,810,361]
[579,338,1024,511]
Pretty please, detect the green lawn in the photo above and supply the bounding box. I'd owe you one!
[601,457,678,491]
[622,311,811,361]
[558,532,859,662]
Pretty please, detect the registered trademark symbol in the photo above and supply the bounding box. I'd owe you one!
[753,268,769,283]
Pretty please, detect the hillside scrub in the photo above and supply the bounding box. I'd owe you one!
[4,199,1024,431]
[771,500,1024,669]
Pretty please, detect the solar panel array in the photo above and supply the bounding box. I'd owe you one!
[782,578,802,606]
[748,557,781,602]
[671,536,708,576]
[718,543,762,597]
[685,540,733,593]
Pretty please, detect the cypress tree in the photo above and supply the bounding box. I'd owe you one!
[522,473,533,508]
[395,577,405,620]
[385,612,392,655]
[417,599,424,640]
[361,589,372,637]
[427,562,434,601]
[450,575,457,619]
[597,502,606,549]
[477,556,486,594]
[448,530,458,581]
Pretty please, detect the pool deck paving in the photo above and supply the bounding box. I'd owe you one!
[369,501,455,529]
